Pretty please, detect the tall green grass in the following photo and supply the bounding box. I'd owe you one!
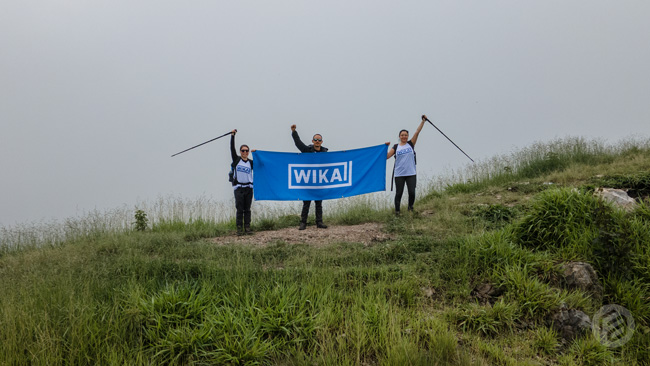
[438,136,650,195]
[2,136,650,365]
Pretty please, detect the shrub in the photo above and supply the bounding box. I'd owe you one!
[514,188,602,250]
[454,299,520,336]
[533,327,559,355]
[596,172,650,197]
[473,204,519,229]
[134,209,149,231]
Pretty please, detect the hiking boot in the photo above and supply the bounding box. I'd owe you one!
[299,222,307,230]
[236,228,244,236]
[316,222,328,229]
[245,227,254,235]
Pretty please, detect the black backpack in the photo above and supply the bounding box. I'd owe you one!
[229,157,253,185]
[391,141,415,191]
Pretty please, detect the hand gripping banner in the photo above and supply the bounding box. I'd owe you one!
[254,144,387,201]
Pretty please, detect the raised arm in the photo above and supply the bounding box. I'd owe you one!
[230,129,238,162]
[409,115,427,146]
[291,124,309,152]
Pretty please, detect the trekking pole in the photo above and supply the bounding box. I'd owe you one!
[171,131,234,157]
[423,116,474,163]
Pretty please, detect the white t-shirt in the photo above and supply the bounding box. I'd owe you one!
[394,142,416,177]
[233,159,253,190]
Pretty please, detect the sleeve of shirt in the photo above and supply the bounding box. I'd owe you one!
[230,134,238,162]
[292,131,310,152]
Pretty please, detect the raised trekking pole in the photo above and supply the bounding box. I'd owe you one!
[423,115,474,163]
[171,130,234,157]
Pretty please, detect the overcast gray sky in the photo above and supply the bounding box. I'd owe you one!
[2,1,649,226]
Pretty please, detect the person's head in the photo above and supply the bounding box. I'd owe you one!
[399,129,409,143]
[312,134,323,149]
[239,144,250,159]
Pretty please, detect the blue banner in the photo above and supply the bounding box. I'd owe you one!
[253,144,387,201]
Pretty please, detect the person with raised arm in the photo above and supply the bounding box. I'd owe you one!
[386,115,427,215]
[230,129,254,235]
[290,124,329,230]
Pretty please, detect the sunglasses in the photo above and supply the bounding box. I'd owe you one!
[313,139,322,142]
[240,149,249,152]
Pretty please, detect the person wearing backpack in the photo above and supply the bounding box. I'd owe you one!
[230,129,254,235]
[290,124,329,230]
[386,115,427,215]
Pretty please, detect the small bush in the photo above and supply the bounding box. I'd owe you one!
[473,204,519,228]
[596,172,650,197]
[533,327,559,355]
[514,188,602,250]
[633,198,650,222]
[133,209,148,231]
[497,265,580,319]
[454,299,520,336]
[567,337,614,366]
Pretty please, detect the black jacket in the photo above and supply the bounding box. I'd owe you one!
[292,131,328,153]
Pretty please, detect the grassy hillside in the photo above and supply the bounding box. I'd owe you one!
[1,137,649,365]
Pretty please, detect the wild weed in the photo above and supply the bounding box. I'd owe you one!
[454,298,520,336]
[533,327,559,355]
[566,337,614,366]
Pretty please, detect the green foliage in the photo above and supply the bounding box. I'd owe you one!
[125,280,318,365]
[152,218,230,241]
[590,206,635,279]
[505,181,548,194]
[254,215,301,231]
[445,179,488,195]
[514,187,648,281]
[134,209,149,231]
[468,229,553,278]
[603,276,650,327]
[497,265,567,319]
[515,188,602,251]
[595,172,650,195]
[473,204,519,229]
[2,137,650,365]
[565,337,614,366]
[633,198,650,222]
[533,327,559,355]
[518,151,568,178]
[454,299,520,336]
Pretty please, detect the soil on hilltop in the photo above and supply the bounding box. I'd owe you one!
[210,222,394,247]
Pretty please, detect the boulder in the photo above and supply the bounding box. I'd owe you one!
[560,262,603,301]
[594,188,637,211]
[548,303,592,341]
[471,283,504,305]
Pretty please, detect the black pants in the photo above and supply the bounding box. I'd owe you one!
[394,175,416,212]
[234,187,253,229]
[301,200,323,224]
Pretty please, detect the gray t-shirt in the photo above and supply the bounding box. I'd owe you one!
[394,142,416,177]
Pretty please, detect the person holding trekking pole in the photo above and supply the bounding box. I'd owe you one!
[230,129,255,235]
[386,115,427,215]
[290,124,328,230]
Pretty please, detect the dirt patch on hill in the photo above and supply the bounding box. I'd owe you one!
[209,222,394,248]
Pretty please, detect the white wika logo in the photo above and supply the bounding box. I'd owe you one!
[592,304,635,348]
[288,162,352,189]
